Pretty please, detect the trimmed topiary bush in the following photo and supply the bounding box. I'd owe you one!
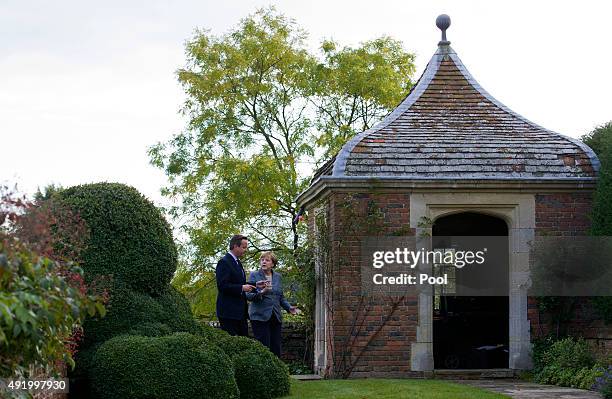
[217,335,290,399]
[216,334,269,357]
[91,333,239,399]
[155,285,200,333]
[196,322,230,342]
[59,183,225,398]
[82,282,199,347]
[58,182,177,294]
[128,322,173,337]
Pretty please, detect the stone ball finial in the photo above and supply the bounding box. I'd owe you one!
[436,14,451,44]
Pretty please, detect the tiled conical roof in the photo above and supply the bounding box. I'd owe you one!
[325,24,599,181]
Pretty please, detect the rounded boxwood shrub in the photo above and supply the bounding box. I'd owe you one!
[91,333,239,399]
[196,322,230,342]
[72,322,172,394]
[155,285,200,333]
[128,322,173,337]
[58,182,177,294]
[217,336,290,399]
[82,282,199,347]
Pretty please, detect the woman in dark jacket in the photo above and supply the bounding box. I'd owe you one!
[246,251,297,357]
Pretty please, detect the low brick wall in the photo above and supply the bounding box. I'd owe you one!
[529,297,612,359]
[279,322,311,365]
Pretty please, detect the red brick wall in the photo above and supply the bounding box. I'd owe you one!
[325,192,420,377]
[530,193,592,336]
[309,190,608,375]
[530,192,611,357]
[534,193,592,236]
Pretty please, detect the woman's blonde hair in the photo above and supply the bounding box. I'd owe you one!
[259,251,278,267]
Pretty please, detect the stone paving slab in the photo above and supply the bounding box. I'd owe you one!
[291,374,322,381]
[454,380,603,399]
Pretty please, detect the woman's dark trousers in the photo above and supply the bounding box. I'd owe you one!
[251,315,282,357]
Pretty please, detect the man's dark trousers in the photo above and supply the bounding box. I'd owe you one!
[219,318,248,337]
[215,253,249,336]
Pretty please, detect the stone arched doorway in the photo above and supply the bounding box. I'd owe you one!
[409,193,534,372]
[432,212,509,369]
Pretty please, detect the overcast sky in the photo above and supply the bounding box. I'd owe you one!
[2,0,610,206]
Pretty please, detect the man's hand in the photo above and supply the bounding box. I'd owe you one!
[289,306,300,315]
[242,284,254,292]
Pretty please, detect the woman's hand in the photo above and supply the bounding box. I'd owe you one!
[256,280,271,294]
[289,306,300,315]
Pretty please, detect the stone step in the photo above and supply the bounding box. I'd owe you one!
[431,369,516,380]
[291,374,323,381]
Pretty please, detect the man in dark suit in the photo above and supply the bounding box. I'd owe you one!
[215,234,254,336]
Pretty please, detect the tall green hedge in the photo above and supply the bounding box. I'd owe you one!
[58,182,177,294]
[586,123,612,236]
[582,121,612,159]
[92,333,239,399]
[583,123,612,322]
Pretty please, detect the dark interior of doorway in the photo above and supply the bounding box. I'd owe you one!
[432,212,509,369]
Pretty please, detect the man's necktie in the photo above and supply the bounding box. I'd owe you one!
[236,258,245,279]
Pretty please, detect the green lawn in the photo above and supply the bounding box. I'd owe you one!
[283,379,508,399]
